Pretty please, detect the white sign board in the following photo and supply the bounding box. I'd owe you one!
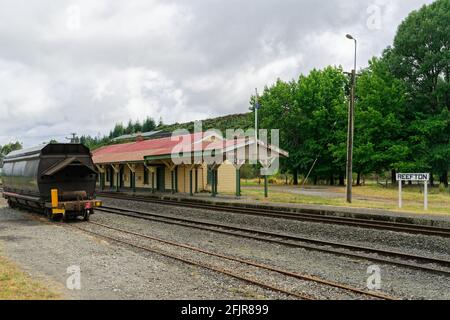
[396,173,429,210]
[396,173,429,181]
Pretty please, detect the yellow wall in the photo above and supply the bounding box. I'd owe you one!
[135,164,144,187]
[96,161,236,194]
[198,165,205,191]
[202,161,236,194]
[217,161,236,193]
[130,164,159,189]
[174,165,204,193]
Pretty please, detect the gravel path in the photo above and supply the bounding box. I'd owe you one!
[95,197,450,300]
[0,199,291,300]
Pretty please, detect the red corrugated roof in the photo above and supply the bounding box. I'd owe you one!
[92,132,287,164]
[92,132,233,164]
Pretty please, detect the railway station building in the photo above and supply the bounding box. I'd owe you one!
[92,131,288,197]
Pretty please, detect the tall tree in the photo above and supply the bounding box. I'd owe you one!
[254,79,299,182]
[388,0,449,185]
[354,56,409,180]
[142,117,156,132]
[133,120,143,133]
[256,66,348,184]
[109,123,125,138]
[125,120,134,134]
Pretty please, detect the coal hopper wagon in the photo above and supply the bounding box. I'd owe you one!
[1,143,102,221]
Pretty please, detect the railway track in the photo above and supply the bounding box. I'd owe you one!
[97,205,450,277]
[98,192,450,238]
[71,220,397,300]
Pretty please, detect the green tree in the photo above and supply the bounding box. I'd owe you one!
[354,56,409,183]
[254,79,298,182]
[133,120,143,133]
[80,135,111,150]
[142,117,156,132]
[256,66,348,185]
[125,120,134,134]
[387,0,449,185]
[109,123,125,138]
[296,67,348,185]
[0,141,23,166]
[1,142,23,155]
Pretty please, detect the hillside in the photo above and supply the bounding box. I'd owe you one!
[156,113,254,134]
[85,112,254,151]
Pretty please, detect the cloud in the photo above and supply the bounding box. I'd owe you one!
[0,0,434,146]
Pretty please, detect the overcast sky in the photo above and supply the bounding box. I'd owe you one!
[0,0,434,147]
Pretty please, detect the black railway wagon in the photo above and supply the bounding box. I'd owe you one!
[1,143,102,220]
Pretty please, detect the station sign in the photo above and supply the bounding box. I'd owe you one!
[396,173,430,210]
[396,173,429,181]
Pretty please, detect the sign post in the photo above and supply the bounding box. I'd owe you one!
[424,182,428,210]
[396,173,430,210]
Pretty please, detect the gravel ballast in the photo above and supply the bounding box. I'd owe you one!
[0,200,290,300]
[95,197,450,300]
[99,197,450,260]
[1,196,449,300]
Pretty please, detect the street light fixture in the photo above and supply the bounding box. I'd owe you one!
[346,34,357,71]
[346,34,357,203]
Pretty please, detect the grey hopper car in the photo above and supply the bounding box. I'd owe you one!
[1,143,102,220]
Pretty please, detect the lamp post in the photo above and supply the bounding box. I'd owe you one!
[345,34,357,203]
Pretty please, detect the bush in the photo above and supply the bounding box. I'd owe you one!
[240,164,258,179]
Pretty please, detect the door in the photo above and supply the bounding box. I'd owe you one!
[156,167,165,192]
[119,166,124,187]
[109,167,114,188]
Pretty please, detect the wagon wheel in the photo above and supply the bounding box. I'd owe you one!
[83,209,90,221]
[45,208,53,220]
[44,208,52,220]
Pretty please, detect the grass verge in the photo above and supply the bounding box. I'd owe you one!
[0,253,59,300]
[239,185,450,215]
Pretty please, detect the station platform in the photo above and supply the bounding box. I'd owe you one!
[97,188,450,229]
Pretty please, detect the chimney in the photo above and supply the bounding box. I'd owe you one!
[136,134,144,142]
